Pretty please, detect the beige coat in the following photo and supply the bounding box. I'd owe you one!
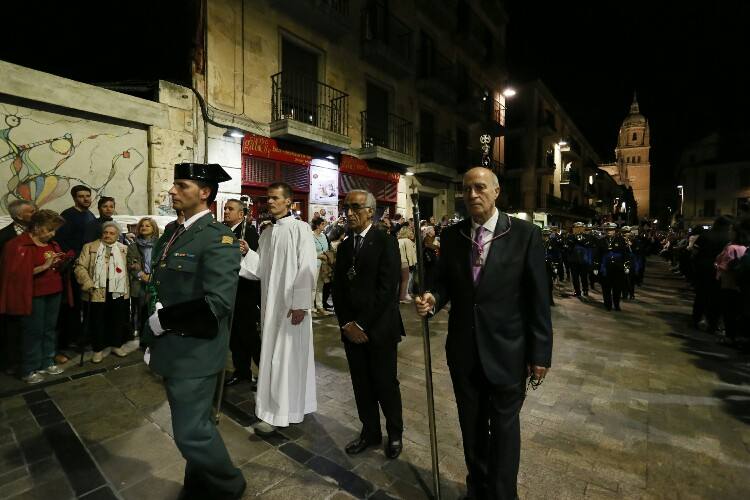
[74,240,130,303]
[398,237,417,268]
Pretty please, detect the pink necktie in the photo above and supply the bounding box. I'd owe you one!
[471,226,485,284]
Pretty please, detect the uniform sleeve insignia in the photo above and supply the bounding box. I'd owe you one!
[221,235,234,244]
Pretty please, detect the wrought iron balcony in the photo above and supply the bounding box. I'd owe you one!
[412,133,457,179]
[416,50,457,103]
[361,111,414,156]
[270,72,350,151]
[560,167,581,186]
[268,0,350,40]
[361,3,413,78]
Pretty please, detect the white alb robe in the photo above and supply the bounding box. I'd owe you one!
[240,216,318,426]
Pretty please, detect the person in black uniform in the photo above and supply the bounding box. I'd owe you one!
[632,229,650,287]
[558,227,572,282]
[222,198,261,388]
[620,226,637,301]
[332,189,404,459]
[585,223,599,291]
[542,228,556,306]
[565,222,595,298]
[547,226,564,282]
[595,222,631,311]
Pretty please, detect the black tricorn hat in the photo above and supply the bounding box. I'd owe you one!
[174,163,232,183]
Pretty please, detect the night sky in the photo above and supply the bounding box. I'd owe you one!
[505,0,750,216]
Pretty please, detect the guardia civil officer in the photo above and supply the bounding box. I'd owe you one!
[565,222,595,298]
[620,226,637,300]
[594,222,630,311]
[144,163,246,499]
[547,226,564,282]
[584,223,599,291]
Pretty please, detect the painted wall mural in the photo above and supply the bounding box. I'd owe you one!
[0,103,148,215]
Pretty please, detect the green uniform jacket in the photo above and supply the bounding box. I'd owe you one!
[143,213,240,379]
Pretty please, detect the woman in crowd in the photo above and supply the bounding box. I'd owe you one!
[311,216,331,316]
[715,217,750,346]
[74,221,131,363]
[320,226,345,312]
[397,226,416,303]
[127,217,160,346]
[0,210,72,384]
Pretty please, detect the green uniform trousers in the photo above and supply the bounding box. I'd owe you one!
[165,374,246,499]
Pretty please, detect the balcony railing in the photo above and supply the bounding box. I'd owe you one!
[361,2,413,75]
[271,72,349,136]
[561,167,580,185]
[361,111,414,156]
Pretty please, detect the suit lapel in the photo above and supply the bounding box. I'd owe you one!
[354,227,376,271]
[457,219,474,286]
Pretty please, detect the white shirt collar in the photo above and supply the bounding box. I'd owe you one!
[182,209,211,230]
[356,223,373,239]
[230,221,242,232]
[471,208,499,234]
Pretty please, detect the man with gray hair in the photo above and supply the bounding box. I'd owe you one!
[0,200,36,254]
[1,199,36,375]
[332,189,405,458]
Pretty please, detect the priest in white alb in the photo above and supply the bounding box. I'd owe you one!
[239,182,318,435]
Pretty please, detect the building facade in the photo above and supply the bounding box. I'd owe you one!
[197,0,509,222]
[599,94,651,220]
[677,132,750,227]
[503,80,635,228]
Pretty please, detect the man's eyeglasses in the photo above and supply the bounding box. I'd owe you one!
[342,204,369,213]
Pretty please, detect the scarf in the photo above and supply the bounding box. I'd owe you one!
[136,237,156,274]
[93,241,127,299]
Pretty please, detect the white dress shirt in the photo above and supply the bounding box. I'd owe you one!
[470,208,499,267]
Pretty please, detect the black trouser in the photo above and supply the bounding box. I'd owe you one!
[449,348,525,500]
[561,254,571,281]
[570,262,589,295]
[322,282,333,308]
[692,272,721,330]
[545,262,555,304]
[601,270,625,310]
[555,258,564,281]
[229,290,260,380]
[165,374,246,499]
[57,277,83,349]
[344,340,403,441]
[720,289,742,340]
[87,293,129,352]
[0,314,21,372]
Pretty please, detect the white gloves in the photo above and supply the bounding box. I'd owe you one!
[148,302,165,336]
[593,269,599,276]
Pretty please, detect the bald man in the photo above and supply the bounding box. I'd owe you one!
[416,167,553,499]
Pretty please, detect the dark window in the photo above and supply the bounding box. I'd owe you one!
[503,177,521,209]
[418,31,434,78]
[456,127,469,171]
[632,132,637,141]
[703,199,716,217]
[626,157,630,163]
[637,156,641,163]
[740,168,750,188]
[280,39,319,121]
[704,171,717,190]
[365,81,389,146]
[419,110,435,163]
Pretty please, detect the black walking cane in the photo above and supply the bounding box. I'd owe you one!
[409,183,442,500]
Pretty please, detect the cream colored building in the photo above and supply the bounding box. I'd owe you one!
[600,94,651,220]
[198,0,508,221]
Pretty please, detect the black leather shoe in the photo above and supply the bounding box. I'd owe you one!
[385,437,402,459]
[224,374,249,387]
[345,436,381,455]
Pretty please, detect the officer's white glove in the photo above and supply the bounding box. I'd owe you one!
[624,269,630,274]
[593,269,599,276]
[148,302,165,336]
[143,347,151,365]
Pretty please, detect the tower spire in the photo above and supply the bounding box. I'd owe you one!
[630,91,640,114]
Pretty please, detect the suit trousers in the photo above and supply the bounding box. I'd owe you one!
[344,340,403,440]
[449,343,525,500]
[229,291,260,379]
[165,374,246,499]
[601,271,624,310]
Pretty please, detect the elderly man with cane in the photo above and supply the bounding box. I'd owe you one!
[415,166,553,500]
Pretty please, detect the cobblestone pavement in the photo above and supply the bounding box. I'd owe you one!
[1,258,749,499]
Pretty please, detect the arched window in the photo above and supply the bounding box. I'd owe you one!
[637,155,641,163]
[632,132,637,141]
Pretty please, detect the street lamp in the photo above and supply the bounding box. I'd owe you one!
[502,87,517,98]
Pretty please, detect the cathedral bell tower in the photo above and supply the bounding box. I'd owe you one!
[614,93,651,219]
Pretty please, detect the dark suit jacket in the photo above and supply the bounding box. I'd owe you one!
[234,222,260,319]
[0,223,18,256]
[333,226,404,346]
[432,213,553,387]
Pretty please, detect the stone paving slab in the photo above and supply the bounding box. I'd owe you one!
[0,258,749,499]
